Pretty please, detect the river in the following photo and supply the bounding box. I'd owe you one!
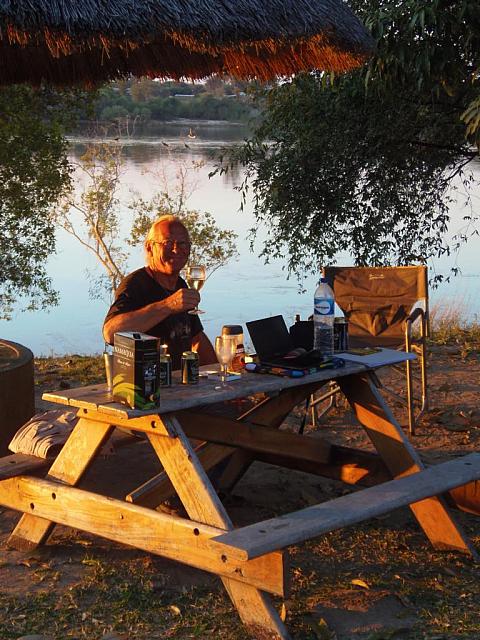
[1,122,480,356]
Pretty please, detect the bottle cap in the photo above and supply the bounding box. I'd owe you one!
[319,277,327,283]
[160,344,168,355]
[222,325,243,336]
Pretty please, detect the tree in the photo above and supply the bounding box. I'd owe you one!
[225,0,479,283]
[56,143,238,300]
[358,0,480,148]
[52,143,128,298]
[0,85,74,319]
[129,159,238,278]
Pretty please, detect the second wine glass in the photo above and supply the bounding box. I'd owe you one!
[214,335,237,387]
[185,265,206,314]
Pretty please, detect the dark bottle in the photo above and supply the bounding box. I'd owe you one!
[159,344,172,387]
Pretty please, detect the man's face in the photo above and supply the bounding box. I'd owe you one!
[148,221,191,276]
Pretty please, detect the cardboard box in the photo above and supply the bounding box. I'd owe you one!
[113,332,160,409]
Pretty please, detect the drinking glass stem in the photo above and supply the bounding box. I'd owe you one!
[222,363,228,383]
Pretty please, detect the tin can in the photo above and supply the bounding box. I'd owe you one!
[159,344,172,387]
[181,350,199,384]
[334,317,349,352]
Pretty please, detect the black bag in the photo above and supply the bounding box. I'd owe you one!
[289,320,313,351]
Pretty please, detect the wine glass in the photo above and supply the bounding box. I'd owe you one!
[185,265,206,314]
[214,335,237,387]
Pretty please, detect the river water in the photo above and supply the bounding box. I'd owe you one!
[1,122,480,356]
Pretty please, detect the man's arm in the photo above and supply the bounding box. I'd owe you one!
[103,288,200,343]
[192,331,217,365]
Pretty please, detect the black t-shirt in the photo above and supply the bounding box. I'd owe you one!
[104,267,203,369]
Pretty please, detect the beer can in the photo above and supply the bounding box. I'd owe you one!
[159,344,172,387]
[181,350,199,384]
[334,317,349,352]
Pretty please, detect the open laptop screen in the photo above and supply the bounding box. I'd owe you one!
[246,315,294,359]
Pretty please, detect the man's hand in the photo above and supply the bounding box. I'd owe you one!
[166,288,200,314]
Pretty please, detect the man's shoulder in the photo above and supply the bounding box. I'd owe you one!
[121,267,148,285]
[116,267,150,291]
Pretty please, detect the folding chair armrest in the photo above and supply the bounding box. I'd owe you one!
[405,307,427,351]
[406,307,425,325]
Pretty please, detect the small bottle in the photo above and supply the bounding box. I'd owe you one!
[221,325,245,372]
[159,344,172,387]
[313,277,335,359]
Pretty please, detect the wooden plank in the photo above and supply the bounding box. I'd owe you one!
[126,441,235,507]
[255,446,480,516]
[74,408,177,437]
[176,412,331,465]
[148,416,290,639]
[339,373,478,558]
[8,418,113,551]
[254,444,391,486]
[0,454,50,480]
[0,476,286,596]
[450,481,480,517]
[43,361,368,417]
[214,452,480,559]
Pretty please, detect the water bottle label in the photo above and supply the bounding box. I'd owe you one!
[314,297,334,315]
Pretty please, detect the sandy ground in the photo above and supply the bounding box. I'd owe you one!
[1,346,480,639]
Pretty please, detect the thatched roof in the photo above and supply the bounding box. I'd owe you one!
[0,0,374,85]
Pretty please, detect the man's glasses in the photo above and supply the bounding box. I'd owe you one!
[151,240,191,252]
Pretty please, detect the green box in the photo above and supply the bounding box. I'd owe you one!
[113,332,160,410]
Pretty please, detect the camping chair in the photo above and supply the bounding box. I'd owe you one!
[319,265,429,435]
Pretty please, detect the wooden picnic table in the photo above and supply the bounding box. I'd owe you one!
[1,348,480,640]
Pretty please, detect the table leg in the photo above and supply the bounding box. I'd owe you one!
[339,372,478,557]
[148,415,290,640]
[8,418,113,551]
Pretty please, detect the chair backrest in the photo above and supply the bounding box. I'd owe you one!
[323,266,429,342]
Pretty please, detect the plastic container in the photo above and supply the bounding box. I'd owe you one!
[221,325,245,372]
[313,278,335,358]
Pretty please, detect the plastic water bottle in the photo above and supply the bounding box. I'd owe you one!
[313,278,335,358]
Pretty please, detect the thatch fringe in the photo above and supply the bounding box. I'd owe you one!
[0,0,375,84]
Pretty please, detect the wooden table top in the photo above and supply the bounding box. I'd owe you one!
[42,348,413,419]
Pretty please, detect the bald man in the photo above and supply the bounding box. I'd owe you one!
[103,215,216,369]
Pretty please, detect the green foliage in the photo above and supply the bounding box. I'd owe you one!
[0,85,73,319]
[224,0,479,282]
[356,0,480,146]
[54,143,129,298]
[129,165,238,277]
[87,79,256,126]
[59,144,238,298]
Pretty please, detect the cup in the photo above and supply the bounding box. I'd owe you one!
[104,352,114,391]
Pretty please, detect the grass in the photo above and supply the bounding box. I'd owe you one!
[1,516,479,639]
[34,354,105,389]
[429,303,480,354]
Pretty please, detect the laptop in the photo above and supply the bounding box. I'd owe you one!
[246,315,324,369]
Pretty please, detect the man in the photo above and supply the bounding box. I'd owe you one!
[103,215,216,369]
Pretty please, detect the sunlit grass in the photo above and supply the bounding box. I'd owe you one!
[429,298,480,353]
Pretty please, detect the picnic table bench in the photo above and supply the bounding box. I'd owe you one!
[0,348,479,639]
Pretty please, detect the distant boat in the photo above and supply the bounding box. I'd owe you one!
[187,128,196,139]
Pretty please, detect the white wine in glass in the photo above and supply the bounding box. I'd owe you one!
[185,265,206,314]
